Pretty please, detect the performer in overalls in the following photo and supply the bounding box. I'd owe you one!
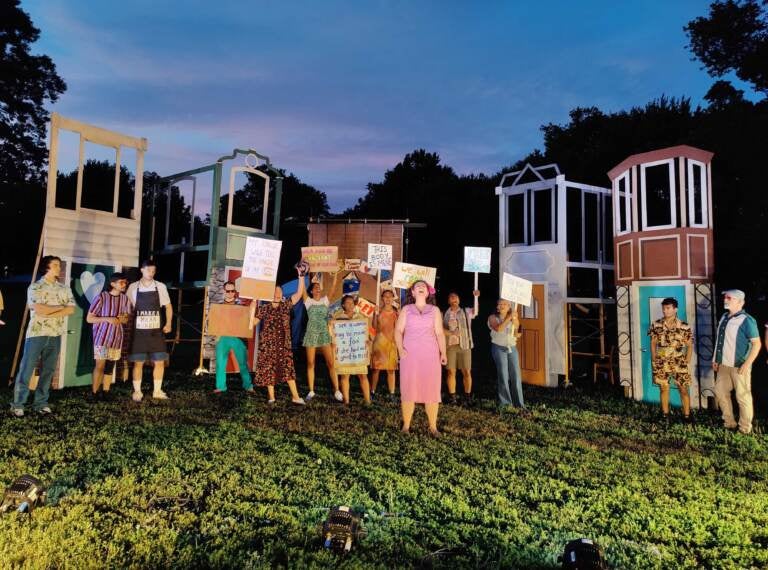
[126,260,173,401]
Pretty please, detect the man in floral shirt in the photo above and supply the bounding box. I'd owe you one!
[10,256,75,417]
[648,297,693,424]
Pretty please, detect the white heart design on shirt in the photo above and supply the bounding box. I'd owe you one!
[80,271,106,303]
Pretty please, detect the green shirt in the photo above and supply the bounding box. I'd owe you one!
[26,277,76,338]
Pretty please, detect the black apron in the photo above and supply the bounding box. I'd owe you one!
[131,286,166,354]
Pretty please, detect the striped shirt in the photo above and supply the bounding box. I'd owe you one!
[444,307,474,350]
[713,310,759,367]
[89,291,133,350]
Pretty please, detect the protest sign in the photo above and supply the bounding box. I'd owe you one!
[392,262,437,289]
[501,273,533,306]
[301,246,338,273]
[333,320,369,366]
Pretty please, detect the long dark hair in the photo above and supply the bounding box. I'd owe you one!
[405,280,437,306]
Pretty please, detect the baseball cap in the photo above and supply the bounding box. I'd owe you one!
[722,289,745,301]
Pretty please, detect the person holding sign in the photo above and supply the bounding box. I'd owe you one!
[126,260,173,402]
[488,299,524,409]
[302,274,343,403]
[395,280,447,436]
[212,282,255,395]
[330,295,372,405]
[250,266,307,405]
[443,290,480,405]
[371,289,398,401]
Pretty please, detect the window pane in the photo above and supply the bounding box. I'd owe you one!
[584,193,599,262]
[507,194,525,244]
[55,129,80,210]
[533,188,553,242]
[566,187,583,262]
[193,171,213,246]
[568,267,600,298]
[167,178,194,245]
[81,142,118,213]
[644,163,672,227]
[117,147,136,219]
[231,169,268,230]
[692,163,704,225]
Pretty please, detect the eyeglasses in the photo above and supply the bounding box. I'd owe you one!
[224,289,236,294]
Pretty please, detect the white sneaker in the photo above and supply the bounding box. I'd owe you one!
[292,398,306,406]
[38,406,52,415]
[10,408,24,418]
[132,391,143,402]
[334,390,343,402]
[152,390,169,400]
[267,399,276,405]
[305,391,315,402]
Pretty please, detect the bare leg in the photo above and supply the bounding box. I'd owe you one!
[287,380,301,401]
[446,369,457,395]
[321,344,339,392]
[681,388,691,417]
[386,370,396,394]
[461,369,472,394]
[660,384,670,415]
[92,360,106,394]
[132,362,144,396]
[340,375,350,404]
[152,361,166,397]
[103,362,114,392]
[425,403,439,434]
[358,374,371,404]
[267,385,275,401]
[371,369,381,393]
[401,401,415,432]
[305,346,316,392]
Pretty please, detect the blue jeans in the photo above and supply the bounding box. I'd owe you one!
[215,336,253,391]
[492,344,524,408]
[12,336,62,411]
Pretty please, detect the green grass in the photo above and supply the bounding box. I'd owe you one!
[0,375,766,569]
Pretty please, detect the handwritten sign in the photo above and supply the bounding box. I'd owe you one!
[301,246,338,273]
[501,273,533,306]
[367,243,393,270]
[333,320,369,366]
[463,246,492,273]
[344,259,362,271]
[356,296,376,319]
[243,237,282,281]
[208,304,252,338]
[392,262,437,289]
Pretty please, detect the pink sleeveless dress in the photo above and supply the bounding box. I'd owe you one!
[399,304,442,404]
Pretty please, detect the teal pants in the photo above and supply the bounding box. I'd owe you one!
[216,336,253,391]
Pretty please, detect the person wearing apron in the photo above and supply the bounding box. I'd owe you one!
[127,260,173,401]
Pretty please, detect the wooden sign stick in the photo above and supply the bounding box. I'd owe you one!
[474,271,479,315]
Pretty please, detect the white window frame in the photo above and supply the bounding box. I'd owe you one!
[613,170,631,235]
[227,166,270,234]
[505,190,528,246]
[687,159,708,228]
[640,159,676,231]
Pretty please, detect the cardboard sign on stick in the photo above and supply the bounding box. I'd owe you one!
[240,237,282,300]
[501,273,533,307]
[333,320,369,366]
[356,297,376,319]
[367,244,393,270]
[239,277,275,301]
[463,246,492,273]
[392,262,437,289]
[208,304,252,338]
[301,246,338,273]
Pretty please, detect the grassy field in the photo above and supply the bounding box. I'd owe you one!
[0,374,766,569]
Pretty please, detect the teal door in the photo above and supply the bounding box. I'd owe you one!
[639,285,687,406]
[64,262,118,387]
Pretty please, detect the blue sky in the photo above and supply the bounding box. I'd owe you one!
[24,0,742,211]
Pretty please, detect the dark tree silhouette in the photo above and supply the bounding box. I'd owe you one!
[685,0,768,95]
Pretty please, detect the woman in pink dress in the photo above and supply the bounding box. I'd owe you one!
[395,280,447,436]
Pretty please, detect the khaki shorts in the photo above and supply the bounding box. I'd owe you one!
[446,346,471,371]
